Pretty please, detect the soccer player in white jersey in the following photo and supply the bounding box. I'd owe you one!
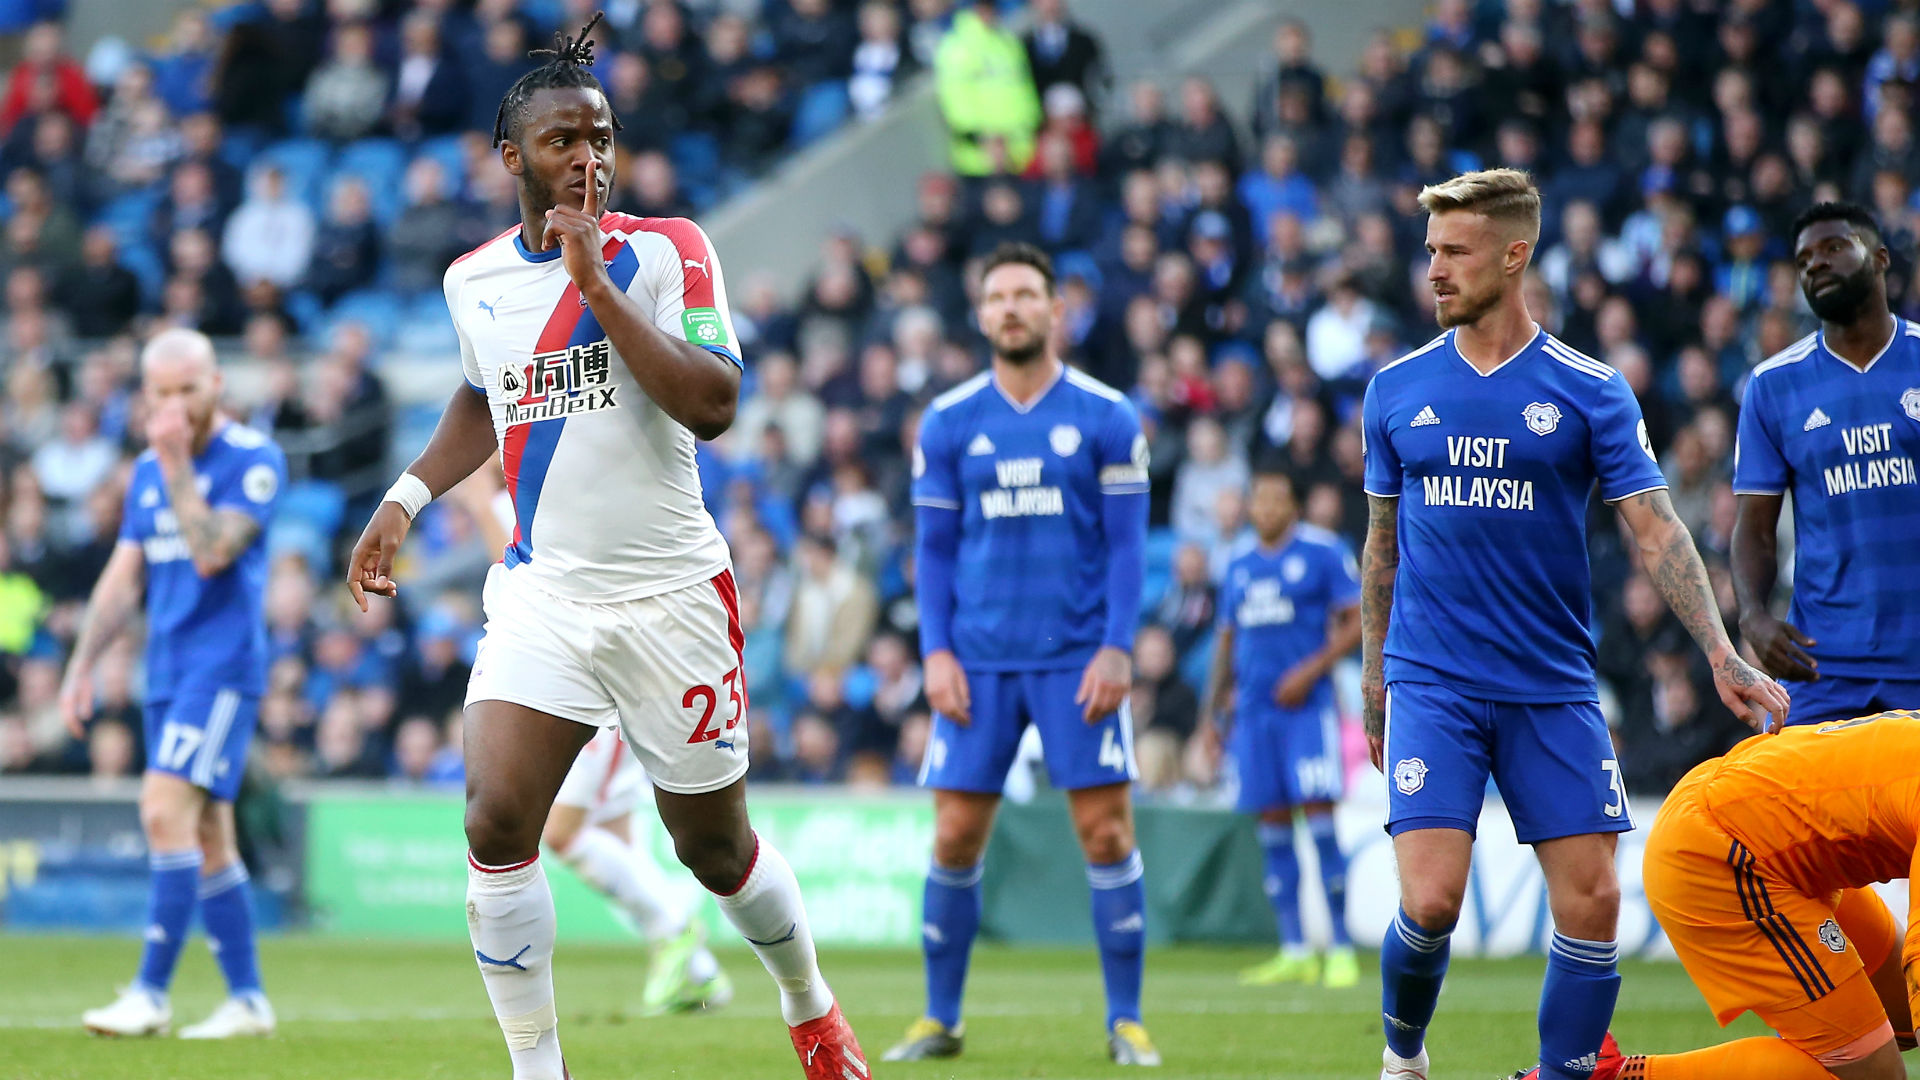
[456,469,729,1016]
[344,18,864,1080]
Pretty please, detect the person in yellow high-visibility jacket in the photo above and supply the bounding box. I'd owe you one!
[934,0,1042,176]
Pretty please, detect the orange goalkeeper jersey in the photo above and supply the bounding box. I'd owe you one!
[1700,711,1920,902]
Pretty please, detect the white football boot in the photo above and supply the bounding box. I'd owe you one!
[82,986,171,1037]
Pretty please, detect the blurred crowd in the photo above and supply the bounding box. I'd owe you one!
[5,0,1920,802]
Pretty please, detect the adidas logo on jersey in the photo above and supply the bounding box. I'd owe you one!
[967,433,996,456]
[1410,405,1441,427]
[1805,407,1832,431]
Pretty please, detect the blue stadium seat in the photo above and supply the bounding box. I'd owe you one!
[1141,527,1177,610]
[276,479,346,538]
[327,290,404,348]
[283,290,326,334]
[334,138,410,223]
[669,133,722,185]
[790,82,850,148]
[256,138,334,214]
[397,294,459,354]
[412,135,468,199]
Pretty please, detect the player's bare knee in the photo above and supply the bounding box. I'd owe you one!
[1401,885,1464,932]
[931,804,992,867]
[670,825,754,892]
[138,788,197,849]
[465,795,540,866]
[1548,873,1621,936]
[1074,814,1135,866]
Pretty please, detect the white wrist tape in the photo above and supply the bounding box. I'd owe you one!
[382,473,433,520]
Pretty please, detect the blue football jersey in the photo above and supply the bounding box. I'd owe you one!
[1732,319,1920,678]
[119,422,286,699]
[1218,526,1360,713]
[912,367,1149,670]
[1362,328,1666,702]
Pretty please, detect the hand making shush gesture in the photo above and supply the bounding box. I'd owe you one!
[543,157,609,291]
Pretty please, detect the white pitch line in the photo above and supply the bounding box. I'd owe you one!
[0,997,1366,1030]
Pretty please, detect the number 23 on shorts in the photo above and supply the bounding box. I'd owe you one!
[684,666,744,744]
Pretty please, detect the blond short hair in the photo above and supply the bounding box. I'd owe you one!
[1418,168,1541,246]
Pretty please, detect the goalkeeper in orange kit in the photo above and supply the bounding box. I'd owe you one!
[1549,711,1920,1080]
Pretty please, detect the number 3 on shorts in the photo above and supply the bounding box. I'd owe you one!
[1601,758,1626,819]
[684,667,744,744]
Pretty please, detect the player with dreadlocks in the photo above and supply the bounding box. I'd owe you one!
[345,15,867,1080]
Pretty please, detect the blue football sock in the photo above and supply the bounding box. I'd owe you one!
[1305,813,1350,948]
[1380,906,1452,1059]
[1538,933,1619,1079]
[1257,822,1305,949]
[921,862,981,1029]
[1088,851,1146,1031]
[199,862,263,999]
[136,849,203,997]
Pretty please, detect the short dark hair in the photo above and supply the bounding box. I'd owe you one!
[979,242,1056,294]
[1250,469,1297,494]
[1790,201,1884,251]
[492,12,623,149]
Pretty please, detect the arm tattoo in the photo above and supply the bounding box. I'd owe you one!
[163,466,261,576]
[1632,490,1731,660]
[1360,494,1400,739]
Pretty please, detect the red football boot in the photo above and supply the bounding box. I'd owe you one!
[790,1003,869,1080]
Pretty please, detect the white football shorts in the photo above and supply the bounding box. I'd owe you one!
[552,727,646,825]
[466,562,751,795]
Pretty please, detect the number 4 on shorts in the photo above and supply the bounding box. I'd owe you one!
[1099,727,1127,770]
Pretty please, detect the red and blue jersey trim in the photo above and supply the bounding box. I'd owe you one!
[500,235,643,566]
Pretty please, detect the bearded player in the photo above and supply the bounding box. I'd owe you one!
[886,242,1155,1066]
[344,18,862,1080]
[1359,169,1788,1080]
[1732,202,1920,729]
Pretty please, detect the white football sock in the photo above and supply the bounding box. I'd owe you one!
[468,855,564,1080]
[711,834,833,1025]
[552,826,685,941]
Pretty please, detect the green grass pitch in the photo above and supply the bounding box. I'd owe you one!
[0,936,1773,1079]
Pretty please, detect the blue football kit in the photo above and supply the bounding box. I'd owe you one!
[910,363,1151,1036]
[912,366,1149,793]
[1217,526,1359,812]
[1362,327,1665,843]
[120,422,284,802]
[1733,319,1920,726]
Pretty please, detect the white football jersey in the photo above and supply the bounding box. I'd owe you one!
[444,213,740,603]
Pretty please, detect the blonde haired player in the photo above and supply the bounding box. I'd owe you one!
[1358,169,1787,1080]
[452,465,728,1016]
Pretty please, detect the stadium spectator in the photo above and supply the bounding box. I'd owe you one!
[302,21,388,143]
[1,21,94,134]
[1023,0,1104,115]
[221,164,314,291]
[384,158,465,296]
[784,532,878,679]
[849,0,915,122]
[390,12,466,140]
[933,0,1039,175]
[304,178,381,305]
